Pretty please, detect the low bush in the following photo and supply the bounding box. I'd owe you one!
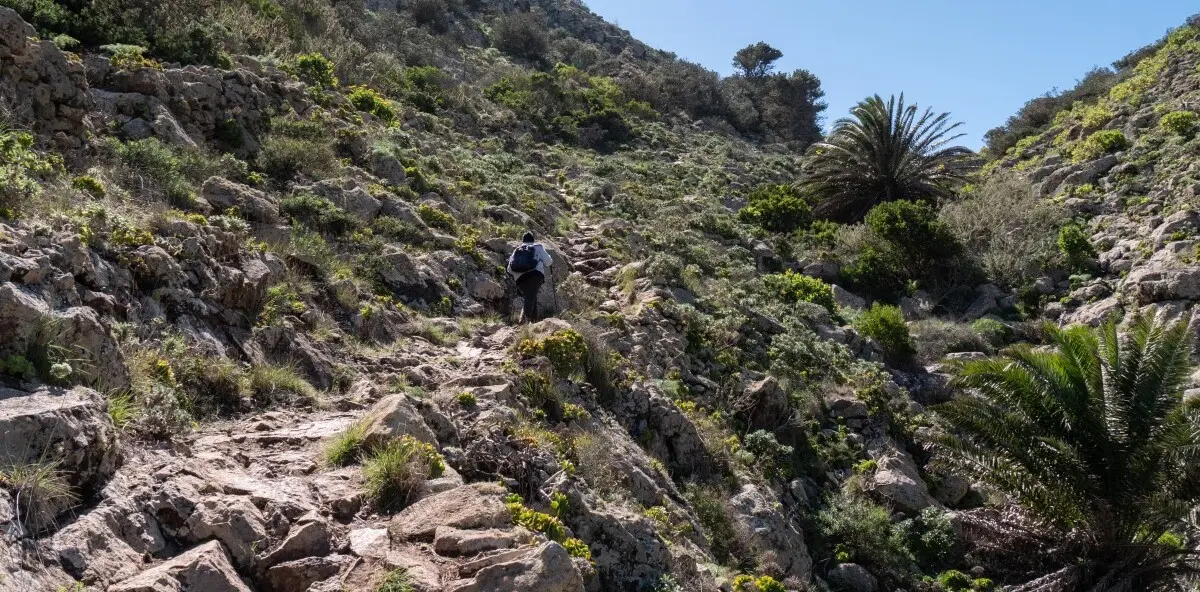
[855,303,914,362]
[685,484,755,569]
[491,12,549,62]
[0,127,59,217]
[248,364,319,407]
[763,270,837,314]
[1071,129,1129,162]
[843,200,966,299]
[910,319,991,364]
[103,44,159,70]
[1058,223,1095,269]
[817,492,912,573]
[280,192,358,235]
[1160,110,1199,137]
[737,184,811,233]
[294,52,338,88]
[347,86,398,123]
[417,203,456,231]
[376,568,414,592]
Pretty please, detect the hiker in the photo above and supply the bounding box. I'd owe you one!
[508,231,553,324]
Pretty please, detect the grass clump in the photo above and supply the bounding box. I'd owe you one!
[0,460,76,533]
[363,435,445,514]
[455,391,477,409]
[855,303,914,362]
[324,420,369,467]
[280,192,358,236]
[248,364,319,407]
[375,568,414,592]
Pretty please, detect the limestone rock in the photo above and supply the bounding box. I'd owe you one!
[826,562,878,592]
[831,284,866,310]
[448,542,584,592]
[201,177,279,223]
[866,450,938,514]
[389,483,510,542]
[360,394,439,450]
[729,484,812,581]
[0,386,120,496]
[109,541,251,592]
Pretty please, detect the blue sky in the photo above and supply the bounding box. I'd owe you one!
[582,0,1198,149]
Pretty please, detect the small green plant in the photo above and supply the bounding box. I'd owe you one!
[375,568,414,592]
[294,52,338,88]
[562,402,590,422]
[51,34,80,51]
[348,86,398,123]
[971,317,1011,347]
[763,270,837,314]
[550,491,569,517]
[0,460,76,533]
[854,458,879,474]
[855,303,915,361]
[563,537,592,561]
[938,570,974,592]
[71,175,105,198]
[324,421,369,467]
[281,192,358,235]
[1160,110,1199,137]
[363,436,445,514]
[417,203,455,231]
[107,392,137,429]
[455,391,478,409]
[102,44,159,70]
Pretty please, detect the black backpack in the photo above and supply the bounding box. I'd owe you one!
[510,244,539,273]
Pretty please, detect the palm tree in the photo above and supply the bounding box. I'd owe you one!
[803,94,977,223]
[935,310,1200,591]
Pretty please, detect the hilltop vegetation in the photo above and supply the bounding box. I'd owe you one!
[3,1,1200,591]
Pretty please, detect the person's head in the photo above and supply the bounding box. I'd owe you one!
[522,231,535,244]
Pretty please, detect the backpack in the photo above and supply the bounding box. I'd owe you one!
[510,244,539,273]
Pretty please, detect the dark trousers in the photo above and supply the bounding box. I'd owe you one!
[516,271,545,322]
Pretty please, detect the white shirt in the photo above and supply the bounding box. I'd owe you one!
[508,243,553,279]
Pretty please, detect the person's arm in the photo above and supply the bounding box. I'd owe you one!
[538,245,553,267]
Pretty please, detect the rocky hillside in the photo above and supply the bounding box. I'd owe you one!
[3,1,1200,591]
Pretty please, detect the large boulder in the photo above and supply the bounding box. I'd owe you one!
[109,541,251,592]
[389,483,511,542]
[729,484,812,582]
[359,394,439,450]
[865,450,939,514]
[201,177,280,223]
[826,562,878,592]
[1124,264,1200,304]
[734,374,790,431]
[0,386,120,495]
[56,306,130,391]
[447,542,584,592]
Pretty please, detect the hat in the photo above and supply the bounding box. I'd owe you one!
[522,231,535,243]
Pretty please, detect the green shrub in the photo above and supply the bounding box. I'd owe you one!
[363,435,445,514]
[539,329,588,376]
[737,184,811,233]
[110,138,199,207]
[294,52,337,89]
[1058,223,1095,269]
[505,493,567,541]
[71,175,105,198]
[102,44,159,70]
[937,570,973,591]
[51,34,79,50]
[855,303,914,362]
[257,133,337,182]
[1160,110,1199,137]
[817,493,912,572]
[1072,129,1129,162]
[764,270,837,314]
[970,317,1011,347]
[280,192,357,235]
[417,203,456,232]
[845,200,965,298]
[901,507,958,567]
[492,12,549,62]
[0,128,59,217]
[347,86,398,123]
[456,391,477,409]
[685,485,754,569]
[743,430,793,479]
